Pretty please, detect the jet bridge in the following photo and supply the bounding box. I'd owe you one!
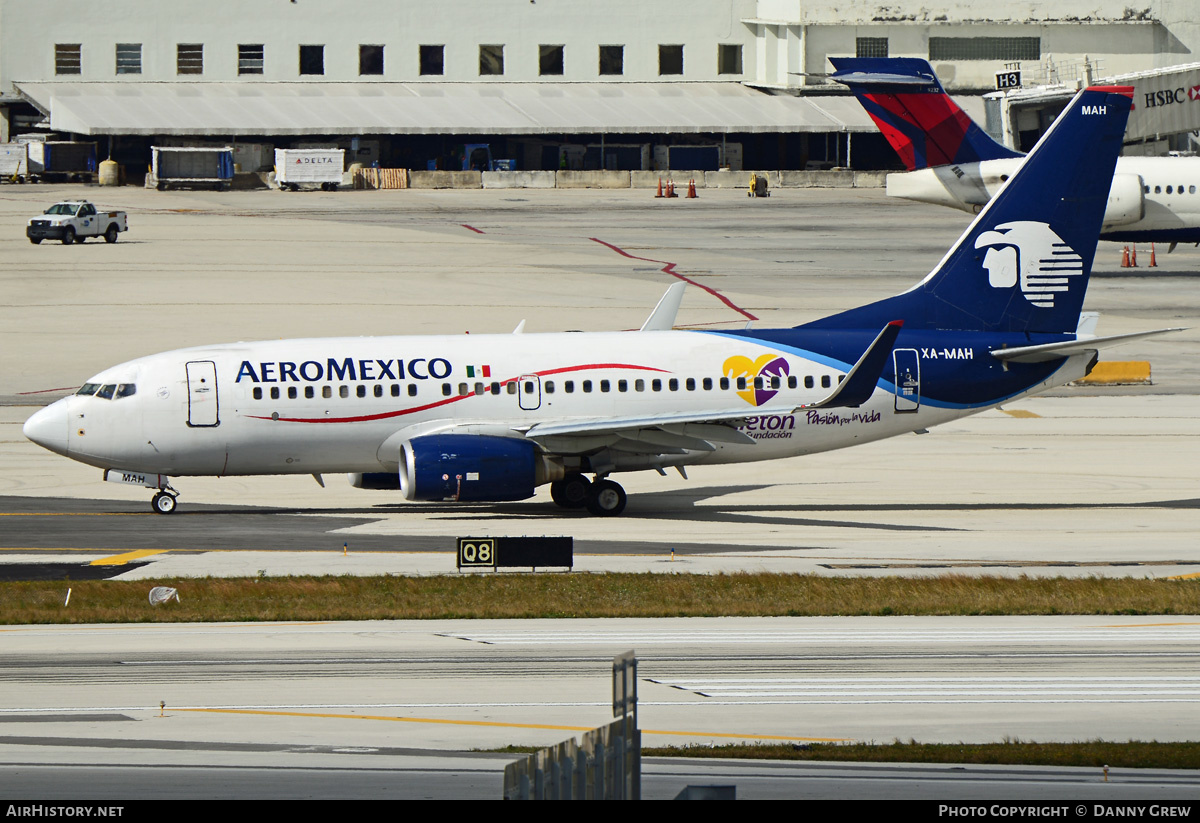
[987,62,1200,153]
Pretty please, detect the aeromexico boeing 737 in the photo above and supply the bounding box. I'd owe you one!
[831,57,1200,246]
[24,86,1177,516]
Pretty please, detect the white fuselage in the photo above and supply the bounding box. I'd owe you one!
[887,156,1200,240]
[23,329,1090,485]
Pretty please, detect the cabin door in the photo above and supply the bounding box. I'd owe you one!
[185,360,220,427]
[892,349,920,413]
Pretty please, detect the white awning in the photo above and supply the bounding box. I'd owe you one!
[15,81,877,136]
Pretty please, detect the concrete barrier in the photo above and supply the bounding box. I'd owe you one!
[631,171,707,188]
[482,170,557,189]
[408,170,482,189]
[704,170,782,189]
[555,170,631,188]
[853,170,887,188]
[779,170,856,188]
[1073,361,1152,386]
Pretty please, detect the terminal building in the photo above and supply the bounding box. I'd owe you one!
[1,0,1198,175]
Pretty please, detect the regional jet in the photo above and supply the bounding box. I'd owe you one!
[832,57,1200,247]
[24,86,1177,516]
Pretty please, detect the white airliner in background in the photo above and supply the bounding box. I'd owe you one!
[23,85,1178,516]
[832,58,1200,248]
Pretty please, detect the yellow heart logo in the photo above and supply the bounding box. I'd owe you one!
[723,354,777,406]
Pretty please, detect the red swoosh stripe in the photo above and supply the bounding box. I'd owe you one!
[247,362,669,424]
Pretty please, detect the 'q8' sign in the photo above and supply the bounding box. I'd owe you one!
[458,538,496,568]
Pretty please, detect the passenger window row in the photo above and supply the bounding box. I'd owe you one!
[1146,184,1197,195]
[248,372,841,401]
[252,383,420,400]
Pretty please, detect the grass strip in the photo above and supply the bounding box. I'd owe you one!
[3,573,1198,624]
[636,740,1200,770]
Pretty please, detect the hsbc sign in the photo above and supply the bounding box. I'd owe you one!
[1142,86,1200,108]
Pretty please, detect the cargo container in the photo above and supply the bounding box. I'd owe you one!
[148,146,235,190]
[0,143,28,181]
[27,141,97,181]
[274,148,345,191]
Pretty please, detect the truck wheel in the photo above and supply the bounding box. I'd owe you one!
[29,237,41,245]
[61,227,75,246]
[104,225,119,243]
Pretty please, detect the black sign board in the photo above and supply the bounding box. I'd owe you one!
[457,536,573,571]
[996,70,1021,90]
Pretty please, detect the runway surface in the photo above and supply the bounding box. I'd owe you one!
[2,616,1199,799]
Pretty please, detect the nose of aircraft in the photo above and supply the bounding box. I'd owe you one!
[23,401,70,456]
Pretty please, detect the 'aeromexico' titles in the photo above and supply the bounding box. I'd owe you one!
[235,357,454,383]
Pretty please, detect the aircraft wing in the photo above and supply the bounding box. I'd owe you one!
[990,328,1183,363]
[527,409,762,455]
[526,320,904,455]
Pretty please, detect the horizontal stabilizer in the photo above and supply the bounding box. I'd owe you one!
[798,321,904,409]
[991,328,1183,363]
[640,282,686,332]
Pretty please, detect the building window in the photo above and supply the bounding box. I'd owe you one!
[177,44,203,75]
[238,44,264,75]
[599,45,624,76]
[115,43,142,75]
[659,44,683,76]
[929,37,1040,61]
[539,45,564,76]
[299,45,324,76]
[55,44,82,75]
[717,44,742,75]
[420,45,444,76]
[360,44,384,76]
[479,44,504,76]
[856,37,889,58]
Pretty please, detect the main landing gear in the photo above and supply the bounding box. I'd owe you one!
[151,490,179,515]
[549,472,627,517]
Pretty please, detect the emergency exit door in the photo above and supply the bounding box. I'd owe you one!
[186,360,220,427]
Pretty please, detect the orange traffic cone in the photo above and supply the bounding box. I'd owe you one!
[666,180,678,198]
[655,177,664,198]
[686,178,697,198]
[1121,246,1130,267]
[1131,245,1138,267]
[1149,243,1157,267]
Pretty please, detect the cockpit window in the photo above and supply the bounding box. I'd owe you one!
[76,383,100,396]
[116,383,137,398]
[96,384,116,399]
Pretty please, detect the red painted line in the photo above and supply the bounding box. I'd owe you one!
[18,387,79,395]
[461,224,485,234]
[247,362,669,424]
[589,237,757,321]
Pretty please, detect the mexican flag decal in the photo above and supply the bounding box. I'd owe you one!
[465,365,492,378]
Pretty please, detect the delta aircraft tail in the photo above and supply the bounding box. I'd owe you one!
[804,84,1135,335]
[829,56,1022,171]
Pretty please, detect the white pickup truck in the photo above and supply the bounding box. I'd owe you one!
[27,201,128,245]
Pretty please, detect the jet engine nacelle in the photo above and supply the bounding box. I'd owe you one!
[1101,173,1146,228]
[397,434,562,502]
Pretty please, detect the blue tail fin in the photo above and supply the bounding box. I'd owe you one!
[830,57,1022,170]
[804,86,1134,335]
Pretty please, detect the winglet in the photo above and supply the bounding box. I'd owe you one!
[798,321,903,410]
[640,282,686,331]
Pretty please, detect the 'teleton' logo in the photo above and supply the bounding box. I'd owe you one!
[974,220,1083,308]
[724,354,789,407]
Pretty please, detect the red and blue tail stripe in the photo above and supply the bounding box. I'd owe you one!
[831,57,1022,170]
